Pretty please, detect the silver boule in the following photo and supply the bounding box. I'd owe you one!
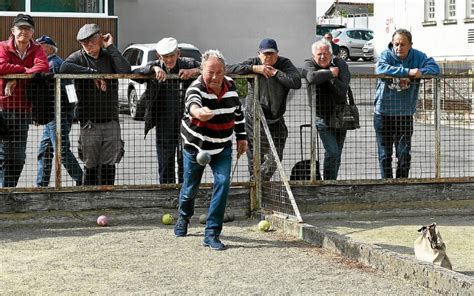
[196,151,211,166]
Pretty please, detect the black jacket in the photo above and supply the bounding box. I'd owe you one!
[226,56,301,124]
[303,56,350,121]
[59,45,131,123]
[133,57,200,137]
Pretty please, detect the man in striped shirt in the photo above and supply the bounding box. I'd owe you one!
[175,49,247,250]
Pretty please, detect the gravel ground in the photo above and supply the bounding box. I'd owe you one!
[1,219,437,295]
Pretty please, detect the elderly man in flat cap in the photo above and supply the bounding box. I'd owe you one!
[134,37,200,184]
[60,24,131,185]
[35,35,83,187]
[0,14,49,187]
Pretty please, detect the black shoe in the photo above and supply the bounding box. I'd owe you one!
[174,216,189,237]
[203,235,226,250]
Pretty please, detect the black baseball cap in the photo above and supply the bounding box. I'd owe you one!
[13,14,34,28]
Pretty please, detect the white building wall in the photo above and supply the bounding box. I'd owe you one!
[373,0,474,60]
[114,0,316,67]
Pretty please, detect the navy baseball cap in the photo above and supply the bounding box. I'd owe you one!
[258,38,278,53]
[36,35,57,47]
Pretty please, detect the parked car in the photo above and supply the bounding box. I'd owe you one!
[119,43,202,120]
[331,28,374,61]
[362,40,377,62]
[315,23,346,40]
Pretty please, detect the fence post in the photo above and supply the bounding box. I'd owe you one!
[434,77,441,178]
[250,77,261,213]
[309,83,318,183]
[54,77,62,188]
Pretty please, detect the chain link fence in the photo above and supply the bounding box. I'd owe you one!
[0,73,473,192]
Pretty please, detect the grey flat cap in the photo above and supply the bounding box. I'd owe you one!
[76,24,100,41]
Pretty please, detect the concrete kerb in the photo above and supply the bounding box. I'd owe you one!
[266,214,473,296]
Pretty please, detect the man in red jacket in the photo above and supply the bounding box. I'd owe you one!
[0,14,49,187]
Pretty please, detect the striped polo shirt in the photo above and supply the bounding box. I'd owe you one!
[181,75,246,155]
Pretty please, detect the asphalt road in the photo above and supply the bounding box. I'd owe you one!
[347,60,375,74]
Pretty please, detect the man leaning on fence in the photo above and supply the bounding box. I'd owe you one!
[134,37,200,184]
[226,38,301,181]
[60,24,131,185]
[374,29,440,179]
[175,49,247,250]
[0,14,49,187]
[303,39,350,180]
[35,35,83,187]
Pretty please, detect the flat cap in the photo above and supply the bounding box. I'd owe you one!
[155,37,178,56]
[76,23,100,41]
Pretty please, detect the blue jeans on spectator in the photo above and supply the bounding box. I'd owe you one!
[0,111,30,187]
[374,114,413,179]
[178,145,232,237]
[316,118,347,180]
[37,108,83,186]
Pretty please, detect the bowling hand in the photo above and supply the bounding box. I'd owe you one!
[191,105,214,122]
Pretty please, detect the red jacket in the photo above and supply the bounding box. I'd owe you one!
[0,36,49,112]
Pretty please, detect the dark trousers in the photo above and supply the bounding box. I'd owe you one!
[155,104,182,184]
[246,117,288,181]
[374,114,414,179]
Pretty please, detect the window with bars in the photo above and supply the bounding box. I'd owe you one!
[446,0,457,18]
[426,0,436,20]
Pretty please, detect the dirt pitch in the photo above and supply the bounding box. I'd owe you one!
[1,219,436,295]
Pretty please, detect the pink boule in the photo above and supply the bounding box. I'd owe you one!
[96,215,109,226]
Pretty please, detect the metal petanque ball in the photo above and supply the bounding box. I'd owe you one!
[196,151,211,166]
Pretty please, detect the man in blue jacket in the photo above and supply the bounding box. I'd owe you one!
[374,29,440,178]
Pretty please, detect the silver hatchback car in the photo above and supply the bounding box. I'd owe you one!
[331,28,374,61]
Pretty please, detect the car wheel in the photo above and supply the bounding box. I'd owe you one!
[128,88,145,120]
[339,47,349,60]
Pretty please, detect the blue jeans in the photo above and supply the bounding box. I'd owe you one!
[316,118,346,180]
[0,111,30,187]
[374,114,413,178]
[37,108,83,186]
[178,146,232,237]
